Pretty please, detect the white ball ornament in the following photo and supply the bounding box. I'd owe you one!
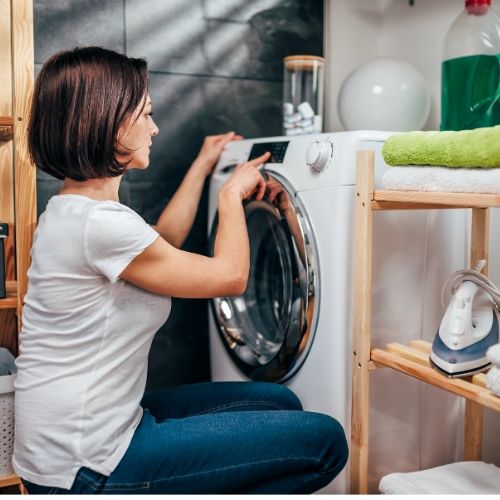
[338,57,431,132]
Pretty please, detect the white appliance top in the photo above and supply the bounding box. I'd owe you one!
[215,130,393,191]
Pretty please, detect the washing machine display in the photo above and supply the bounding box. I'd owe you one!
[210,173,317,382]
[248,141,289,163]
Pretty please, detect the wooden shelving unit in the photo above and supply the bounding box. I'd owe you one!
[0,0,36,492]
[350,150,500,494]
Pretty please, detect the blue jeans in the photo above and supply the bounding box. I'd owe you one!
[22,382,348,494]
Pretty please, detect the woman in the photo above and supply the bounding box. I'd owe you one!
[13,46,348,494]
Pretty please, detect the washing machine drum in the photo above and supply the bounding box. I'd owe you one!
[210,174,317,382]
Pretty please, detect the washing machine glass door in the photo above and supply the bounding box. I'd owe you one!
[211,174,316,382]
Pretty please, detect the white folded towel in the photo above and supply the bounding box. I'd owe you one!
[379,461,500,494]
[383,166,500,193]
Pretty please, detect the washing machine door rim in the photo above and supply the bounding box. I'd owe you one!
[210,172,318,382]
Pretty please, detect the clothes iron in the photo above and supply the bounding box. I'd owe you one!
[430,260,500,378]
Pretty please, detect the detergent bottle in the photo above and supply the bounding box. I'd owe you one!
[441,0,500,130]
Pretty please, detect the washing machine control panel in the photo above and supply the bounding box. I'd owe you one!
[248,141,289,163]
[306,140,333,172]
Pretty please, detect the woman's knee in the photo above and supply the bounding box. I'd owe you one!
[313,413,349,477]
[252,382,303,410]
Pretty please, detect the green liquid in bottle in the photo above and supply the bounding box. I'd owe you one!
[441,53,500,131]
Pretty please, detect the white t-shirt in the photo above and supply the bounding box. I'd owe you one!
[13,194,171,489]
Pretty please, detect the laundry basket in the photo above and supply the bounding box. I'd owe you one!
[0,349,16,476]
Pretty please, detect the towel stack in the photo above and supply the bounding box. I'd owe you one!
[379,461,500,494]
[382,126,500,193]
[487,343,500,396]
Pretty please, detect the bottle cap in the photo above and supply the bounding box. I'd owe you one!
[466,0,491,6]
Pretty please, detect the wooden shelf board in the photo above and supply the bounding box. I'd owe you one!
[409,339,432,354]
[0,116,14,142]
[371,342,500,412]
[0,281,17,310]
[0,473,20,487]
[0,117,14,126]
[373,190,500,209]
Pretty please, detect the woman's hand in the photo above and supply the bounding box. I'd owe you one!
[192,131,243,177]
[220,152,271,202]
[266,177,292,213]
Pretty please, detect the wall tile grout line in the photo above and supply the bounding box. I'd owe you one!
[148,69,283,83]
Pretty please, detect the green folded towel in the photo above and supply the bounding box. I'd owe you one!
[382,126,500,168]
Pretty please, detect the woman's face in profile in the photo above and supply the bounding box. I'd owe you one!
[118,94,159,170]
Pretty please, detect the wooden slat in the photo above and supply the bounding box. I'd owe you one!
[374,190,500,209]
[0,281,17,309]
[472,373,488,389]
[382,341,489,390]
[12,0,36,324]
[0,473,20,488]
[385,342,429,366]
[372,201,471,211]
[350,151,375,494]
[382,342,489,388]
[409,339,432,354]
[371,348,500,412]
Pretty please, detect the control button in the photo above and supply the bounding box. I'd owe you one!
[306,141,333,172]
[306,143,320,165]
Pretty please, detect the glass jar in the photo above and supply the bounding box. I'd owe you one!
[283,55,325,136]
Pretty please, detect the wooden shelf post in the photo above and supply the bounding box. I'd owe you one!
[0,0,35,491]
[464,207,489,460]
[350,151,375,494]
[0,0,17,354]
[12,0,36,324]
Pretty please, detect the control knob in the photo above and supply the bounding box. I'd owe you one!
[306,141,333,172]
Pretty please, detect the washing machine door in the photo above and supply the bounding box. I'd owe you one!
[210,173,317,382]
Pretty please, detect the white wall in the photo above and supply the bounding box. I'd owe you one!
[325,0,463,131]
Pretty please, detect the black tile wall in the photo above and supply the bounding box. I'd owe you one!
[34,0,125,62]
[33,0,323,391]
[125,0,323,81]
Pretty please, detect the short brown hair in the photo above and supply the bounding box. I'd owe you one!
[28,46,148,181]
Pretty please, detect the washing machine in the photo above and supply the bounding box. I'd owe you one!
[207,131,469,493]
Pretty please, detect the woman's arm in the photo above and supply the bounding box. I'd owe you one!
[120,153,270,298]
[153,132,241,248]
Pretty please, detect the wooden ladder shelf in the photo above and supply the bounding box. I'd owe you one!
[350,150,500,493]
[0,0,36,491]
